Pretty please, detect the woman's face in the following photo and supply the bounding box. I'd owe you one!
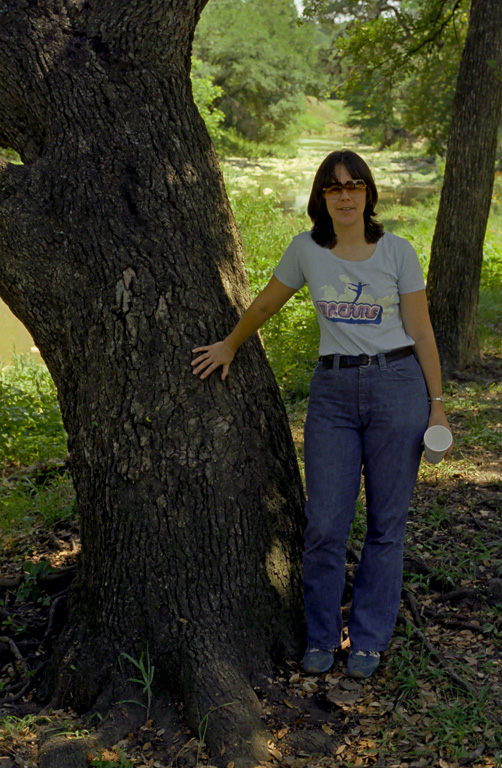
[323,163,367,232]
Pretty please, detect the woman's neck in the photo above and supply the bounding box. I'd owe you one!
[331,225,376,262]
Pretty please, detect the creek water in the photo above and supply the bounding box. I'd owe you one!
[224,137,438,213]
[0,300,40,364]
[0,138,438,364]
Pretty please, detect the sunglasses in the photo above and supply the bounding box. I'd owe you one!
[323,179,367,197]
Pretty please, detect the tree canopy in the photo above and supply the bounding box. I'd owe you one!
[193,0,330,143]
[302,0,470,151]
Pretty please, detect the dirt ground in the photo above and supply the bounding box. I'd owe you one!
[1,362,501,768]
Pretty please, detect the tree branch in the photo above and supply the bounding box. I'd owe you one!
[326,0,464,84]
[397,597,478,697]
[0,1,69,161]
[405,0,463,60]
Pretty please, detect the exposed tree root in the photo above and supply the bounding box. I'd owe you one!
[180,649,271,768]
[432,587,480,604]
[38,701,147,768]
[38,660,271,768]
[0,635,33,704]
[38,734,90,768]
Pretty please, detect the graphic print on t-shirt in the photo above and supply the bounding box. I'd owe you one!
[316,275,395,326]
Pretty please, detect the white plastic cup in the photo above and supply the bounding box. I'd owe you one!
[423,425,453,464]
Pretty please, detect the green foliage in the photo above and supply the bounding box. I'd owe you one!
[302,0,469,152]
[0,471,76,541]
[0,713,52,737]
[386,627,501,762]
[0,355,75,540]
[297,96,354,139]
[215,123,300,160]
[119,647,155,725]
[1,614,25,635]
[191,57,225,141]
[194,0,330,144]
[379,194,440,273]
[482,183,502,290]
[478,288,502,355]
[43,719,91,738]
[16,559,55,605]
[229,186,318,398]
[0,354,67,468]
[400,44,460,154]
[344,70,403,148]
[482,240,502,290]
[0,146,21,162]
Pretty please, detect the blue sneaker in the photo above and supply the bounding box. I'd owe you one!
[346,650,381,679]
[302,646,335,674]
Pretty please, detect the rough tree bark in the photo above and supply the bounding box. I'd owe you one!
[0,1,305,764]
[426,0,502,373]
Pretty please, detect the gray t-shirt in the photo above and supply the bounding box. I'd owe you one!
[273,230,425,356]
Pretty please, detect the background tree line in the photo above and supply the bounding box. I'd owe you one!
[191,0,500,160]
[191,0,330,150]
[303,0,471,153]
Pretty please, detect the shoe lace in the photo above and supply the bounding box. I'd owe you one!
[355,650,380,658]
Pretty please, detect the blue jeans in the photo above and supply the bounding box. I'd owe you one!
[303,352,429,653]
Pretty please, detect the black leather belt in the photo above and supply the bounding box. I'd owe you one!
[319,346,413,369]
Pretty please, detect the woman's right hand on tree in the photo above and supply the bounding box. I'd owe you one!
[190,277,294,382]
[191,341,236,381]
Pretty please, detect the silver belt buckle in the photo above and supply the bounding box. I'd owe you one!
[360,354,372,368]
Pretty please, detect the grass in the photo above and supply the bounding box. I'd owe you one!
[1,473,76,535]
[383,624,502,764]
[0,354,74,544]
[229,188,316,399]
[0,354,67,468]
[119,647,155,725]
[296,97,355,142]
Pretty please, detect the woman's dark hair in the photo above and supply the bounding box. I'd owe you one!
[307,149,384,248]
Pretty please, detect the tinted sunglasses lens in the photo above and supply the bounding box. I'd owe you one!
[324,180,366,196]
[345,181,366,192]
[324,183,343,194]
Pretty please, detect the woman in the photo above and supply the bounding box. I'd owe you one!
[192,150,452,679]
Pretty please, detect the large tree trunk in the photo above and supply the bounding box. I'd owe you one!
[0,2,305,764]
[426,0,502,373]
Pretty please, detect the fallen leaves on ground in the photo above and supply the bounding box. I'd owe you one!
[1,365,502,767]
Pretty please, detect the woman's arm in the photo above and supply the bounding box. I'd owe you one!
[400,289,453,455]
[192,275,297,380]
